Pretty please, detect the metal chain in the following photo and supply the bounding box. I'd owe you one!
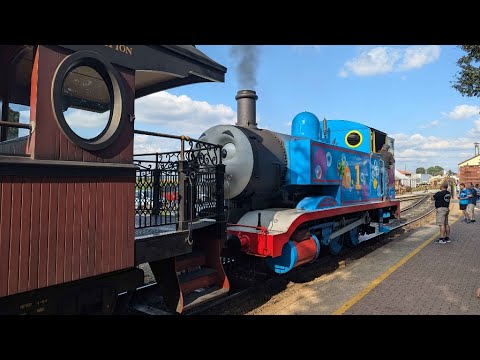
[185,168,196,246]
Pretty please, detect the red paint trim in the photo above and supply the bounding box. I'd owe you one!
[228,200,400,258]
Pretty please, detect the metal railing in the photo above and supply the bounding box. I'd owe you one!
[0,120,31,130]
[133,129,224,230]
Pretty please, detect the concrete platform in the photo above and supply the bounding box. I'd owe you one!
[251,205,480,315]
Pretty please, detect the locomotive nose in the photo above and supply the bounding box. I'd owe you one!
[198,125,254,199]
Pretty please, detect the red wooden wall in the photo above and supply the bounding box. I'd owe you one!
[0,176,134,297]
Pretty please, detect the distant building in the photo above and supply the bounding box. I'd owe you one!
[458,153,480,185]
[411,173,432,186]
[396,170,415,187]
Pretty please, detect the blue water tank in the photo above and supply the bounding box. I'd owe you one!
[291,112,320,141]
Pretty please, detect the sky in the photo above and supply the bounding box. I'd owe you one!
[13,45,478,174]
[140,45,480,174]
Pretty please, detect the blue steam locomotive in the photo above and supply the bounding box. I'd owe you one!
[200,90,399,274]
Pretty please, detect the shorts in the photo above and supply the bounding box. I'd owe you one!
[467,203,476,213]
[436,207,449,225]
[460,204,467,211]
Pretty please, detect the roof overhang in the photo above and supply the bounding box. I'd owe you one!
[57,45,227,98]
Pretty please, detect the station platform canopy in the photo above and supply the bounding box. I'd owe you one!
[58,45,227,98]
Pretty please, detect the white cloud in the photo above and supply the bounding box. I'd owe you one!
[339,45,441,77]
[419,120,439,129]
[397,148,437,157]
[391,131,478,171]
[392,132,473,151]
[135,92,236,133]
[446,105,480,120]
[469,119,480,136]
[64,109,109,128]
[132,92,236,155]
[134,134,178,155]
[343,47,401,76]
[398,45,441,70]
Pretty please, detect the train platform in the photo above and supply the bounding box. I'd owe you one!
[250,205,480,315]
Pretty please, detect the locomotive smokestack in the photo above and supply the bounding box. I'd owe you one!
[235,90,258,128]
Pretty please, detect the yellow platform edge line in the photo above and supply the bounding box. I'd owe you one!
[332,212,462,315]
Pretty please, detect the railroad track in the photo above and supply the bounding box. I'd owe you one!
[187,195,435,315]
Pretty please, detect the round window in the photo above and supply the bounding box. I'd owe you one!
[52,51,127,151]
[345,131,362,148]
[62,66,112,140]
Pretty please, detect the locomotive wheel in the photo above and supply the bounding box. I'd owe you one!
[345,228,360,247]
[328,235,344,255]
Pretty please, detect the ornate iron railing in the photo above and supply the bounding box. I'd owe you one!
[134,129,224,230]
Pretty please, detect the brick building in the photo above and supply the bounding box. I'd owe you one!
[458,154,480,185]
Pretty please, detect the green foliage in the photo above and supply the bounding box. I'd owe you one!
[415,167,426,174]
[7,108,19,140]
[452,45,480,98]
[427,166,444,176]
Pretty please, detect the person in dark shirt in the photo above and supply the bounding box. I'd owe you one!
[379,144,395,200]
[467,183,477,223]
[433,182,451,243]
[379,144,395,170]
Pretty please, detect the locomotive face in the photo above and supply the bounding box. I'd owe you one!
[199,125,253,199]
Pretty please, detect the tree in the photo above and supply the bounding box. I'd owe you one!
[427,166,444,176]
[452,45,480,98]
[416,167,426,174]
[7,108,19,140]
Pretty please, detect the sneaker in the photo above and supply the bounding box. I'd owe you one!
[471,220,476,223]
[444,237,451,243]
[434,238,447,244]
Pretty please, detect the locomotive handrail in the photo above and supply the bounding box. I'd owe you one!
[379,159,385,197]
[227,223,269,236]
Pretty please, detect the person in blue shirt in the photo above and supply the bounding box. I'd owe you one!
[458,183,471,223]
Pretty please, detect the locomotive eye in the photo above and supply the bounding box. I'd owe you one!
[221,143,236,161]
